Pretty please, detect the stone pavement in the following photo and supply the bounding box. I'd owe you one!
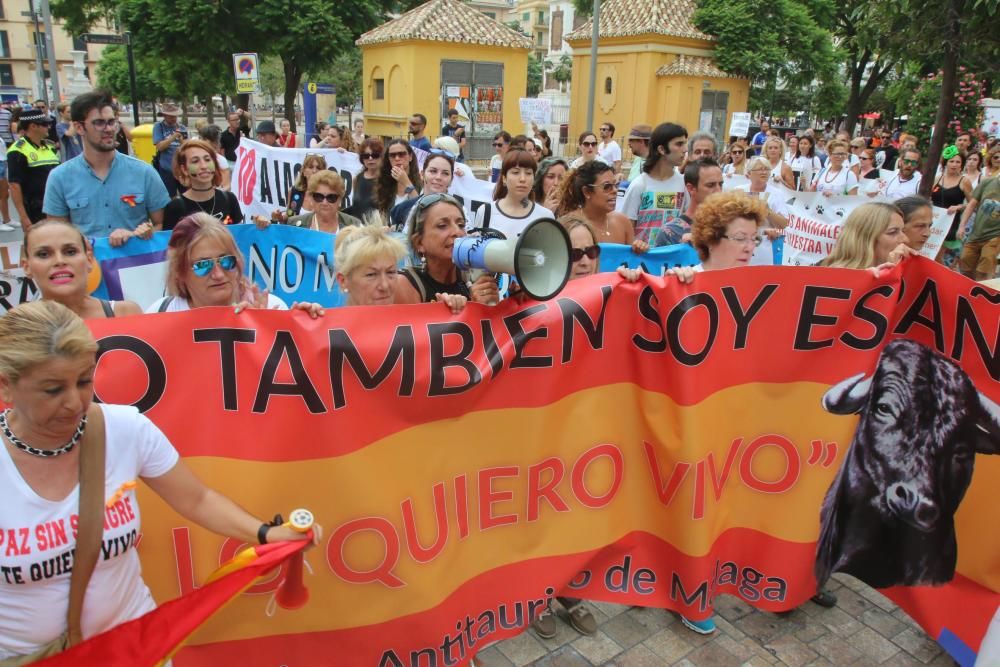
[479,574,954,667]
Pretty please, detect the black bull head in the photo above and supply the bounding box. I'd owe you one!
[815,340,1000,589]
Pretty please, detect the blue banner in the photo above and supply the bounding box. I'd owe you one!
[89,226,702,310]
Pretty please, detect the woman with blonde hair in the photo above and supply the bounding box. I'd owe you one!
[335,224,466,313]
[146,213,324,315]
[809,140,859,196]
[761,136,795,189]
[819,202,916,270]
[285,171,362,234]
[0,300,318,663]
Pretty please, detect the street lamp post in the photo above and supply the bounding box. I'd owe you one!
[585,0,601,132]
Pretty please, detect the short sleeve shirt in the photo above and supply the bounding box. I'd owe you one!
[621,171,688,243]
[968,176,1000,243]
[43,152,171,237]
[0,405,179,659]
[152,121,186,169]
[599,140,622,165]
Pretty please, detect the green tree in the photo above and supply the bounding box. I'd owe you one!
[527,54,543,96]
[695,0,837,95]
[95,44,165,103]
[309,49,363,109]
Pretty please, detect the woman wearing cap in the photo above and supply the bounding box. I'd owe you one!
[395,193,499,305]
[276,119,297,148]
[284,171,362,234]
[162,140,244,231]
[533,157,569,215]
[146,213,324,314]
[0,299,318,664]
[21,219,143,319]
[389,150,455,231]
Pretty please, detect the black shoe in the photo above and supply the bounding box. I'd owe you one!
[811,590,837,608]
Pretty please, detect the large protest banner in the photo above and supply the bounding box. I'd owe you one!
[776,186,952,266]
[38,258,999,666]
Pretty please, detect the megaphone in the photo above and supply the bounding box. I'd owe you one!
[452,217,571,301]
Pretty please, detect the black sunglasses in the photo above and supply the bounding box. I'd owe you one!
[493,142,506,148]
[361,152,382,160]
[311,192,341,204]
[581,141,598,147]
[570,245,601,262]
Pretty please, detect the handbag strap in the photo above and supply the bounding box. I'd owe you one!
[66,403,106,647]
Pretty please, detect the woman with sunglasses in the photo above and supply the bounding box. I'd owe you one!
[722,141,748,177]
[396,193,500,306]
[570,131,609,170]
[472,149,553,239]
[808,140,859,197]
[375,139,421,221]
[285,171,361,234]
[389,150,455,231]
[146,213,324,315]
[334,223,467,313]
[533,157,569,216]
[984,145,1000,182]
[490,131,512,182]
[557,160,647,252]
[21,219,143,319]
[344,138,383,221]
[162,139,244,231]
[787,136,822,191]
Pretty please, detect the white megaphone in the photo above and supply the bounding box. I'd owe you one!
[452,217,572,300]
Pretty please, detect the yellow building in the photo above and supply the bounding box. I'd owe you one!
[565,0,748,144]
[357,0,531,160]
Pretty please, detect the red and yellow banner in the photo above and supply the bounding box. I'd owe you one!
[54,258,1000,665]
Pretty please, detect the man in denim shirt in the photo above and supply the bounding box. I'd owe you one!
[43,91,169,247]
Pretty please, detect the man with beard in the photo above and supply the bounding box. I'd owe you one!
[883,148,923,200]
[43,91,169,246]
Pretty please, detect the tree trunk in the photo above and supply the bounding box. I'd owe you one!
[920,0,963,196]
[205,93,215,124]
[282,59,302,133]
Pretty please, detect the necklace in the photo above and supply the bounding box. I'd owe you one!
[0,409,87,458]
[190,191,218,218]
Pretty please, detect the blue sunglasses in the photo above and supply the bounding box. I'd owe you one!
[191,254,238,277]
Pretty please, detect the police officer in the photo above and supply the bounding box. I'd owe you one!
[8,108,58,229]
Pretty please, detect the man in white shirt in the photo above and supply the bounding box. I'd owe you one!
[598,122,622,175]
[883,149,923,200]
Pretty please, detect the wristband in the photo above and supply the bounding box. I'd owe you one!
[257,513,283,545]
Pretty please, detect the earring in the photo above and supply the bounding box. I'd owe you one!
[343,287,349,293]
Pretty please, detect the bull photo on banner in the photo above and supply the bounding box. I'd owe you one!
[37,257,999,667]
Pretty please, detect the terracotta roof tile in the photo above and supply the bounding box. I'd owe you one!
[656,54,743,79]
[357,0,533,48]
[565,0,712,42]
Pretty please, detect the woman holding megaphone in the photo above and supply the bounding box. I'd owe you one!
[20,219,143,319]
[395,194,500,306]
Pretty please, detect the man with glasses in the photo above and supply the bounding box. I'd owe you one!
[598,122,622,175]
[883,149,922,200]
[43,91,169,245]
[408,113,432,152]
[7,108,59,228]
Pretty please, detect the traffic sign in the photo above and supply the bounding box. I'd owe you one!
[233,53,261,94]
[80,33,126,45]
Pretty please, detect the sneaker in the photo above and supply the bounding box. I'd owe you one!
[0,223,14,231]
[568,605,597,636]
[531,605,557,639]
[811,590,838,608]
[681,614,717,635]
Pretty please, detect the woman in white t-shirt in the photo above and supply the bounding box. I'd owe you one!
[472,149,553,239]
[146,213,324,315]
[809,140,859,196]
[787,136,822,191]
[762,136,795,189]
[738,158,790,265]
[0,300,318,662]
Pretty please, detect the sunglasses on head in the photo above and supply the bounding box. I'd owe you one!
[361,152,382,160]
[581,141,598,147]
[415,192,462,213]
[586,182,617,193]
[311,192,341,204]
[191,254,238,277]
[570,245,601,262]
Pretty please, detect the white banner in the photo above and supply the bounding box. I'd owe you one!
[519,98,552,125]
[0,240,38,311]
[777,185,952,266]
[730,112,752,138]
